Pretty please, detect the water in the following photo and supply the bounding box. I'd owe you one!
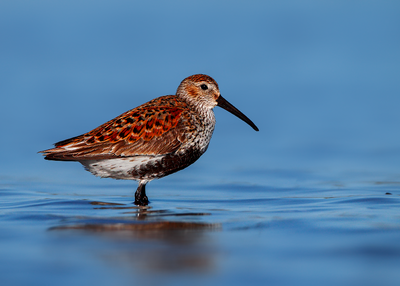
[1,178,399,286]
[1,1,400,286]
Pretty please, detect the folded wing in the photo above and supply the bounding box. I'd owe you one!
[40,105,190,161]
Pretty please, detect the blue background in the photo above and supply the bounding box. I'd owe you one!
[1,0,399,186]
[0,1,400,286]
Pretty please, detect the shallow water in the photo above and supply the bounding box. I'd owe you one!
[1,178,399,286]
[1,1,400,285]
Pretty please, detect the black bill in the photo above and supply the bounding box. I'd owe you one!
[216,95,259,131]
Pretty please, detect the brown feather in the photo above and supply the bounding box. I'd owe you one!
[39,95,193,161]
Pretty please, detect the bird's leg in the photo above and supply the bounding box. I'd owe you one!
[134,181,149,206]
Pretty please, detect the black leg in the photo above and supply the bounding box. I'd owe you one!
[134,181,149,206]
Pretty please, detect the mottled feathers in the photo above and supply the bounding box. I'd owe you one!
[40,95,194,161]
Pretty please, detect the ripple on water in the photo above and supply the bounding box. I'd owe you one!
[1,181,400,286]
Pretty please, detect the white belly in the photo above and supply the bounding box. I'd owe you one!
[80,156,159,181]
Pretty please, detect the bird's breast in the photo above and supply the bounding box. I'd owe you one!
[180,107,216,155]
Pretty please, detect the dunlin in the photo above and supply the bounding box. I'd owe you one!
[40,74,259,206]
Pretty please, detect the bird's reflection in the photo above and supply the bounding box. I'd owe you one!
[50,200,221,273]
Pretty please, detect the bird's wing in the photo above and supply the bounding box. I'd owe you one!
[40,104,193,161]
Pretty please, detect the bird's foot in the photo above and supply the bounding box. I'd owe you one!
[134,195,149,206]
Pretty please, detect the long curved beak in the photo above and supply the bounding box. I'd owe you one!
[216,95,259,131]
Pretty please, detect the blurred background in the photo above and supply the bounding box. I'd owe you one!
[0,1,399,286]
[1,0,399,186]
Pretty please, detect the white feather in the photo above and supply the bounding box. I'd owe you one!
[80,156,159,180]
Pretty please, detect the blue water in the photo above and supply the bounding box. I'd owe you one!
[1,180,400,286]
[1,1,400,286]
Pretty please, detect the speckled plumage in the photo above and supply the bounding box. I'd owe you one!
[40,74,258,206]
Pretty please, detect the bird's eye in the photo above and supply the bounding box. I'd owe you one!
[200,84,208,90]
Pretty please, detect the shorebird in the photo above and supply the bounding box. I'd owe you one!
[40,74,259,206]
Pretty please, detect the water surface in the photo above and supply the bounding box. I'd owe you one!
[1,1,400,285]
[1,178,399,286]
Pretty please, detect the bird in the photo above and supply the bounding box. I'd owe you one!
[40,74,259,206]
